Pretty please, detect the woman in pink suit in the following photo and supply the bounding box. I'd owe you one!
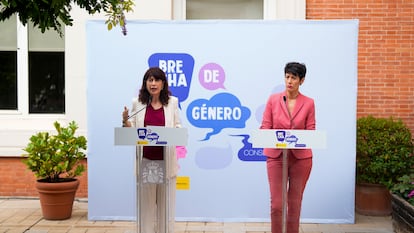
[260,62,315,233]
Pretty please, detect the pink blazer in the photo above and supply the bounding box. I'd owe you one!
[260,92,316,159]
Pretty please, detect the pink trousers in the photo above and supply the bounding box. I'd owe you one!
[266,152,312,233]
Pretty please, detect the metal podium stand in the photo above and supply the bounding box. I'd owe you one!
[251,129,326,233]
[115,126,188,233]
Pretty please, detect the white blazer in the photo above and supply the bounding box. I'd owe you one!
[130,96,182,177]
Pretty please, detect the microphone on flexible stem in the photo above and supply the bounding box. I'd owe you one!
[281,96,290,233]
[125,96,152,123]
[283,96,294,129]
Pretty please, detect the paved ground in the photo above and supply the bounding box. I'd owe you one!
[0,198,393,233]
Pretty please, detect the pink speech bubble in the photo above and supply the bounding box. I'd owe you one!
[198,63,226,90]
[176,146,187,159]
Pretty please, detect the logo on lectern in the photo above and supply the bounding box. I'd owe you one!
[137,128,147,140]
[276,131,286,142]
[274,130,307,148]
[136,128,167,145]
[275,130,287,148]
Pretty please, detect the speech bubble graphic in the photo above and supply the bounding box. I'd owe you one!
[198,63,226,90]
[148,53,195,107]
[186,92,251,141]
[231,134,265,161]
[286,135,299,144]
[147,132,160,141]
[194,144,233,170]
[176,146,187,159]
[256,84,285,124]
[176,145,187,171]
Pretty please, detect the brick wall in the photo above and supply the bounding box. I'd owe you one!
[0,157,88,198]
[307,0,414,134]
[1,0,413,198]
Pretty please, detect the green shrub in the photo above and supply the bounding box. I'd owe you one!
[356,115,414,189]
[391,174,414,205]
[22,121,87,183]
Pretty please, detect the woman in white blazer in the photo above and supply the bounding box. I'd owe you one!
[122,67,181,233]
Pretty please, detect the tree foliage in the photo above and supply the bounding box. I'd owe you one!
[0,0,134,36]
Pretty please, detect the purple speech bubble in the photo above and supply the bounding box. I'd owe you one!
[198,63,226,90]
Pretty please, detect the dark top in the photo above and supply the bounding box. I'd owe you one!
[143,105,165,160]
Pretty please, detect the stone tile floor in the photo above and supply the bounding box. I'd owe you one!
[0,198,393,233]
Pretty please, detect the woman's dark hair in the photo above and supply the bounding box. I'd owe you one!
[138,67,171,105]
[284,62,306,79]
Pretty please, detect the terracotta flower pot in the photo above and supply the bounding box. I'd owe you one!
[355,183,391,216]
[36,179,80,220]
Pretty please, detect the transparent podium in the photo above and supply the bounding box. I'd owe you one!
[115,126,188,233]
[251,129,326,233]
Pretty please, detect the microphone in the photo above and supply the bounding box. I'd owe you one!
[128,96,152,120]
[124,96,152,125]
[283,96,294,129]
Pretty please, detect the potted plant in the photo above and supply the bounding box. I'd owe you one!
[356,115,414,216]
[391,174,414,233]
[22,121,87,220]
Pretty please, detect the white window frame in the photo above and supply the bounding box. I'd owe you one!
[0,19,67,157]
[16,21,28,116]
[173,0,306,20]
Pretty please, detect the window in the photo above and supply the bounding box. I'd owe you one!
[29,52,65,113]
[0,51,17,109]
[173,0,306,20]
[0,16,17,110]
[186,0,263,19]
[0,17,65,114]
[28,22,65,114]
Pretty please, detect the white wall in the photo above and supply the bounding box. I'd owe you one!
[0,0,175,156]
[2,0,301,156]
